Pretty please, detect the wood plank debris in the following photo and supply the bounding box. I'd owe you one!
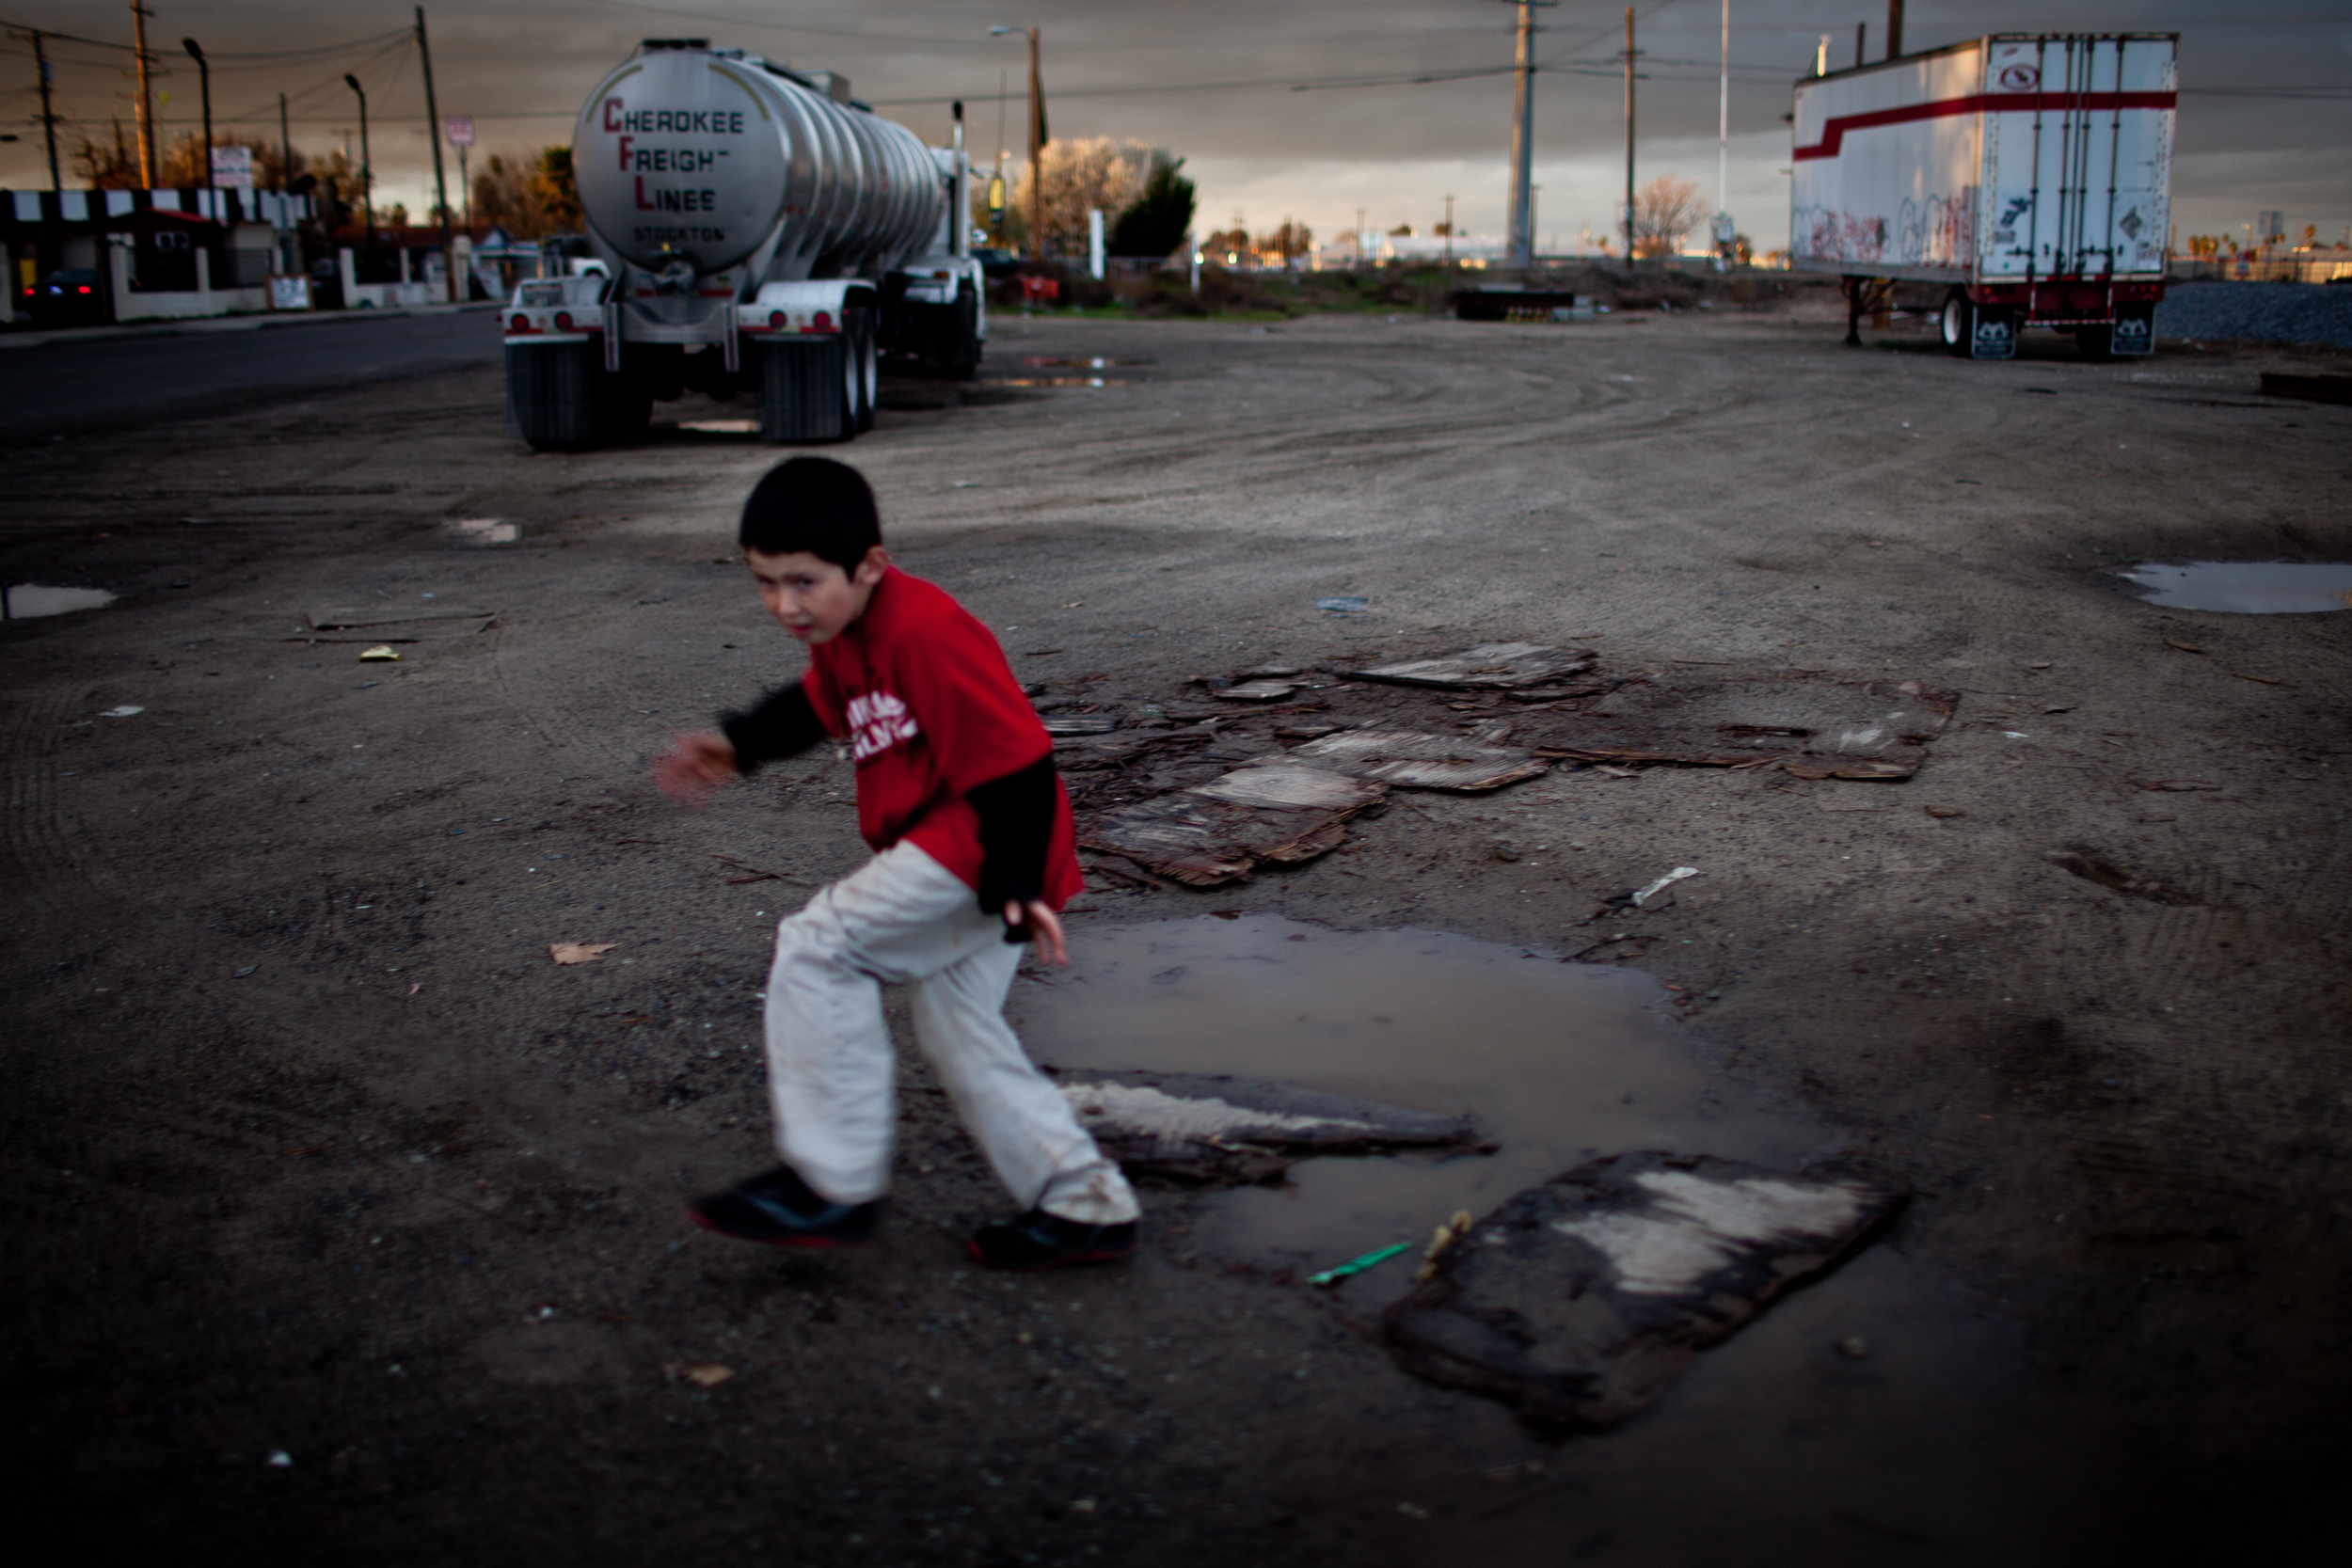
[1079,762,1384,885]
[1213,680,1302,702]
[1382,1151,1905,1427]
[283,617,495,644]
[1040,714,1120,736]
[1288,728,1550,792]
[307,605,496,629]
[1052,1069,1490,1186]
[1522,675,1958,780]
[1345,641,1598,690]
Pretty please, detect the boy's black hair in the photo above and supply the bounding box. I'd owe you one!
[738,457,882,569]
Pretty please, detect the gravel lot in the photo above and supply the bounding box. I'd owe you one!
[4,293,2346,1563]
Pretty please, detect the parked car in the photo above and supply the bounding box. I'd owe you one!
[22,266,106,328]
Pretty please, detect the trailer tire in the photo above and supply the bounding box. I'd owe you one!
[757,335,851,443]
[1939,291,1974,357]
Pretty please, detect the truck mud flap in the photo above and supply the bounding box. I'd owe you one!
[1970,310,2017,361]
[509,341,609,450]
[758,336,851,443]
[2110,310,2154,357]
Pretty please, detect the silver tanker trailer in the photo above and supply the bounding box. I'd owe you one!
[502,39,985,449]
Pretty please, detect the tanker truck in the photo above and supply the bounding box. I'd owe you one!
[503,38,985,449]
[1789,33,2177,359]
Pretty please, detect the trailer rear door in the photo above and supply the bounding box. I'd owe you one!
[1980,36,2176,281]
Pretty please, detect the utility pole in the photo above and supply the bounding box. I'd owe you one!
[1443,194,1454,270]
[1622,7,1637,274]
[1855,24,1867,71]
[29,32,61,191]
[989,26,1047,259]
[181,39,211,189]
[279,92,292,190]
[1714,0,1731,272]
[1886,1,1903,60]
[1026,29,1044,260]
[416,8,453,297]
[130,2,157,187]
[1502,2,1553,272]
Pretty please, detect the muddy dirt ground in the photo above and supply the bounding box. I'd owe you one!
[5,293,2347,1564]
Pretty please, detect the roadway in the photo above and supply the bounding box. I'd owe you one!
[0,305,504,440]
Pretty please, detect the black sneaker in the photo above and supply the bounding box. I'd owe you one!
[967,1209,1137,1271]
[687,1166,883,1248]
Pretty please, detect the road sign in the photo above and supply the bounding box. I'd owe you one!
[211,145,254,189]
[445,116,474,148]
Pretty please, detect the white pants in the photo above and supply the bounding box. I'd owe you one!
[762,840,1138,1226]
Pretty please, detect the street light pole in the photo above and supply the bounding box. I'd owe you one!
[182,39,212,190]
[344,72,373,235]
[416,7,453,293]
[1504,1,1534,271]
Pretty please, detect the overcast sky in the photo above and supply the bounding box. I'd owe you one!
[5,2,2346,251]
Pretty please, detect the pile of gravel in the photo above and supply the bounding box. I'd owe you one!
[2154,281,2352,349]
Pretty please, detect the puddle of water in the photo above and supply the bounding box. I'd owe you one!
[6,584,117,619]
[2117,561,2352,613]
[1019,355,1152,368]
[984,376,1125,389]
[674,419,759,435]
[444,517,520,546]
[1015,916,2160,1547]
[1013,915,1823,1296]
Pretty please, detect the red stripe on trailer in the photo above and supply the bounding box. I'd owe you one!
[1793,91,2177,162]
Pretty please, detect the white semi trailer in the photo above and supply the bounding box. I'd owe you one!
[503,39,985,449]
[1789,33,2177,359]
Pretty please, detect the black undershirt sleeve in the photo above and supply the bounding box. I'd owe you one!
[966,754,1058,921]
[719,683,826,772]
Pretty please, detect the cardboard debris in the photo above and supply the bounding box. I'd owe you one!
[1080,762,1384,885]
[1345,642,1598,691]
[1288,728,1550,792]
[1523,675,1958,780]
[549,942,618,965]
[1382,1152,1905,1427]
[1053,1069,1490,1185]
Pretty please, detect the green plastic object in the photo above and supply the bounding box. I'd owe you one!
[1305,1241,1414,1287]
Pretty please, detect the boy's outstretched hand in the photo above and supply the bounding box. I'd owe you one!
[1006,900,1069,967]
[655,730,740,806]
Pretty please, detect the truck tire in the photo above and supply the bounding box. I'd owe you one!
[758,335,851,443]
[1939,291,1974,357]
[946,284,980,381]
[845,308,878,434]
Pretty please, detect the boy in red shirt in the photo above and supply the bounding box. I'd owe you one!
[653,457,1138,1269]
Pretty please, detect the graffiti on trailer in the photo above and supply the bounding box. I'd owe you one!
[1897,190,1976,266]
[1792,194,1971,266]
[1791,207,1887,263]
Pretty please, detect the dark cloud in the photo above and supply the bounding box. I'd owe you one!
[4,2,2344,245]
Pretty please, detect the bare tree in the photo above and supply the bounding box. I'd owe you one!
[1007,136,1162,257]
[1632,175,1704,260]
